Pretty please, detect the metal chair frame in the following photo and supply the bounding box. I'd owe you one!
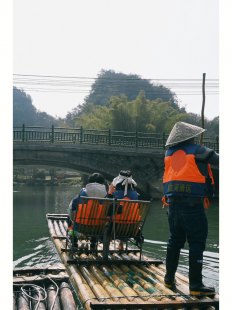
[67,196,150,261]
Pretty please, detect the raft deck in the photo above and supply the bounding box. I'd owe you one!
[47,213,219,310]
[13,264,79,310]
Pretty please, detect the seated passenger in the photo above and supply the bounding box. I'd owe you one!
[108,170,139,250]
[68,172,107,248]
[108,170,138,200]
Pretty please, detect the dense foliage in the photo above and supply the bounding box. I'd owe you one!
[13,87,60,127]
[66,95,219,137]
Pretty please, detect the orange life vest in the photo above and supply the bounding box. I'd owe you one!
[113,197,141,224]
[163,144,214,198]
[75,199,105,225]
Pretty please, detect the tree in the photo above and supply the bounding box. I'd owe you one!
[73,105,112,129]
[66,91,219,137]
[13,87,61,127]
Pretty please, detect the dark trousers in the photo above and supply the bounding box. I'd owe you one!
[165,199,208,287]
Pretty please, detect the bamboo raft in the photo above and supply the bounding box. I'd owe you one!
[13,264,79,309]
[46,212,219,310]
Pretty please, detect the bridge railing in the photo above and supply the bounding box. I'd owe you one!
[13,125,219,152]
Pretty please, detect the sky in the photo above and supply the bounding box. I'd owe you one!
[13,0,219,120]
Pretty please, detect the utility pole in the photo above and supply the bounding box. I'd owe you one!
[200,73,206,144]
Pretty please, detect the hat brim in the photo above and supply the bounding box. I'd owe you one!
[165,128,205,147]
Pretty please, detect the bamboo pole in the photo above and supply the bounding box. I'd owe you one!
[58,220,67,236]
[47,220,97,310]
[141,264,200,310]
[118,264,171,303]
[53,220,62,236]
[100,265,140,303]
[31,288,46,310]
[147,264,188,293]
[89,265,129,304]
[152,264,217,310]
[59,282,77,310]
[113,269,175,309]
[147,264,201,310]
[17,291,30,310]
[48,219,56,235]
[111,264,165,303]
[47,284,62,310]
[68,269,96,310]
[63,220,68,230]
[13,292,17,310]
[130,264,185,303]
[80,266,112,304]
[133,253,190,287]
[118,264,180,309]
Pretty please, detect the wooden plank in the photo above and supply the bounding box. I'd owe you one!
[13,264,66,274]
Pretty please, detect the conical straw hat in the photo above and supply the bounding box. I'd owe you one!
[165,122,205,147]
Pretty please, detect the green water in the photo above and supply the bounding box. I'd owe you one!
[13,185,219,292]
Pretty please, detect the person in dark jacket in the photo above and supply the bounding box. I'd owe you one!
[108,170,139,250]
[108,170,138,200]
[162,122,219,295]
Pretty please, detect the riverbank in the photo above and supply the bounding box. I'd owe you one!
[13,165,219,200]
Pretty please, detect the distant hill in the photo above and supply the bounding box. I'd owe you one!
[13,87,60,127]
[83,69,178,108]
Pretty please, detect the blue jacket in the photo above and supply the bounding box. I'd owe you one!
[112,189,139,200]
[163,143,217,198]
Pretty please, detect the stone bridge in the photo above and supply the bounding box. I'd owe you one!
[13,142,165,199]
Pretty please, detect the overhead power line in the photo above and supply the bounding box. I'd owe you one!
[13,73,219,82]
[13,73,219,97]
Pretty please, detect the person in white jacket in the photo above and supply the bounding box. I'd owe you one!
[68,172,107,248]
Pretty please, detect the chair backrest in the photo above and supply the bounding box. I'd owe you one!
[76,197,114,237]
[75,197,150,239]
[111,199,150,238]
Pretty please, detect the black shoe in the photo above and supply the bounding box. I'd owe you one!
[164,275,176,290]
[164,281,176,290]
[190,284,215,296]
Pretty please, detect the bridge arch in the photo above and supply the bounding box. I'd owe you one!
[13,142,164,199]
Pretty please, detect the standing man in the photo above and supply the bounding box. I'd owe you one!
[162,122,219,295]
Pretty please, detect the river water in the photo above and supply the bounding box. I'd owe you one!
[13,185,219,292]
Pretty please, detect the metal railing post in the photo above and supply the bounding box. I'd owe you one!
[108,129,111,146]
[51,125,54,143]
[80,126,83,144]
[216,135,219,153]
[135,130,138,148]
[22,124,25,142]
[162,132,166,149]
